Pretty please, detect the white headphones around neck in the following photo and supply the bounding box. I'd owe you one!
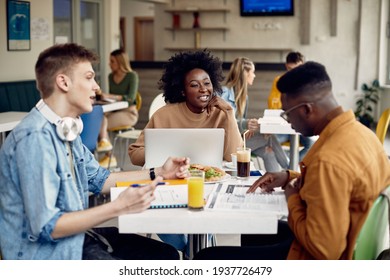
[36,99,83,142]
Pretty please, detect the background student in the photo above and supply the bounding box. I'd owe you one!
[97,49,140,168]
[221,57,289,171]
[268,51,315,160]
[0,43,189,260]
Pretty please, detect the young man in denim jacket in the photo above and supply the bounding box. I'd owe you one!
[0,43,189,260]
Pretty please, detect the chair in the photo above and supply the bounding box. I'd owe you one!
[149,93,166,119]
[80,105,104,154]
[353,186,390,260]
[135,91,142,111]
[376,108,390,145]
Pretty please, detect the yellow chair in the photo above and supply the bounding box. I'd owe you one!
[353,186,390,260]
[376,108,390,144]
[135,91,142,111]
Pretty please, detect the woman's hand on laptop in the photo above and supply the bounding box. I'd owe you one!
[157,157,190,179]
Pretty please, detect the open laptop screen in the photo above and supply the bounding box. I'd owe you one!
[144,128,225,168]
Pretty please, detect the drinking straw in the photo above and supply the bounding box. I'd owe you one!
[243,130,250,150]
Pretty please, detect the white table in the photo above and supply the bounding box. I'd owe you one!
[108,177,281,259]
[0,111,28,145]
[258,109,300,171]
[101,101,128,113]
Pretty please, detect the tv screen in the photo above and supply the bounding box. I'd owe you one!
[240,0,294,16]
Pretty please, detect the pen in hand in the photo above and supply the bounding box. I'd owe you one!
[131,182,167,188]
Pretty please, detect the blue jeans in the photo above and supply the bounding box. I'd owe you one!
[246,132,289,172]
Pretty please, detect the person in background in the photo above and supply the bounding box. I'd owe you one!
[268,51,315,160]
[97,49,140,168]
[221,57,289,172]
[128,49,242,256]
[194,61,390,260]
[0,43,190,260]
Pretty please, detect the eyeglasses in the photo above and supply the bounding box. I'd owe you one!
[280,102,313,122]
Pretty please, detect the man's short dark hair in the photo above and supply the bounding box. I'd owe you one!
[286,51,304,64]
[277,61,332,97]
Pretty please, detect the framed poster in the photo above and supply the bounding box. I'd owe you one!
[7,0,31,51]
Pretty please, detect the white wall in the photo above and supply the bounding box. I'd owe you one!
[0,0,53,81]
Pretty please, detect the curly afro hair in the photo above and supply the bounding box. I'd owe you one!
[158,49,225,103]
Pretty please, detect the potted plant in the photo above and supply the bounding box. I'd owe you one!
[354,79,381,128]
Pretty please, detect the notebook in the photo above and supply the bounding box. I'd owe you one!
[111,184,188,209]
[144,128,225,168]
[116,179,187,187]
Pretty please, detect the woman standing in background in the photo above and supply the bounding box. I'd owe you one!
[97,49,140,168]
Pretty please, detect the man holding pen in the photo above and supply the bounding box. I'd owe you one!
[0,43,189,260]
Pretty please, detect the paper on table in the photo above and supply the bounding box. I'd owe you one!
[258,109,298,134]
[205,182,288,216]
[116,179,187,187]
[111,184,188,209]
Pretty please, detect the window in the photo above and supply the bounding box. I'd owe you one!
[53,0,103,86]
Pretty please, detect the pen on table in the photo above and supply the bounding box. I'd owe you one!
[131,182,167,188]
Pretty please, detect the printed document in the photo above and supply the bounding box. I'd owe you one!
[205,183,288,216]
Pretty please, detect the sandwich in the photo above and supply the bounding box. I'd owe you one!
[189,164,226,182]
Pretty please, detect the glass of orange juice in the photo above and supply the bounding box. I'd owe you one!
[187,169,205,210]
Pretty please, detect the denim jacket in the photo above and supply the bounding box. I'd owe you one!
[0,108,110,259]
[221,86,249,134]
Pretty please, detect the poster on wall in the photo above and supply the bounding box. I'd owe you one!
[7,0,31,51]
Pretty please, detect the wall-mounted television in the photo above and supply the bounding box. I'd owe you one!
[240,0,294,17]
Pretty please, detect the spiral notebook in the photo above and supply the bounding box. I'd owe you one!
[111,184,188,209]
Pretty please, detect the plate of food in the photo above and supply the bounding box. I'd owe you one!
[189,164,231,184]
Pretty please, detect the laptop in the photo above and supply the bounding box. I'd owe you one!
[144,128,225,168]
